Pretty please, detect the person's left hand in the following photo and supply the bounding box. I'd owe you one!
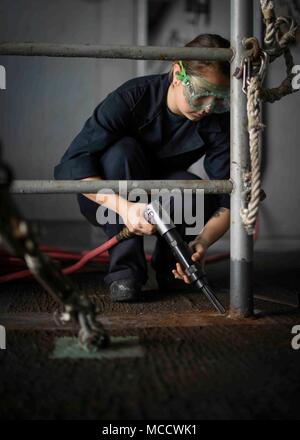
[172,238,209,284]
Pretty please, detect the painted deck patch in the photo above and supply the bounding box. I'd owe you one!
[51,336,144,360]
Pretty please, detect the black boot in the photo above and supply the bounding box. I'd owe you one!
[109,278,144,302]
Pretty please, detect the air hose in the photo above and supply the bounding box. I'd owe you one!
[0,216,259,284]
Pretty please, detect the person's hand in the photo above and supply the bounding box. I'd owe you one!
[172,237,209,284]
[119,201,156,236]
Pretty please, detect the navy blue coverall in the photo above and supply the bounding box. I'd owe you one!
[54,73,230,286]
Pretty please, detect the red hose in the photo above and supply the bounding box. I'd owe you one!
[0,235,119,283]
[0,216,260,284]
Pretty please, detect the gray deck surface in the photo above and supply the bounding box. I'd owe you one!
[0,243,300,420]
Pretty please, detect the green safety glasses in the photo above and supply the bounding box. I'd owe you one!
[175,61,230,114]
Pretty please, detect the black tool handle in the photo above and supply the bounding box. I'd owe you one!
[163,229,226,315]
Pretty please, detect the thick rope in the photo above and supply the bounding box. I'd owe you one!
[261,0,277,50]
[259,47,297,102]
[240,76,264,234]
[259,0,298,101]
[240,0,298,235]
[260,0,298,59]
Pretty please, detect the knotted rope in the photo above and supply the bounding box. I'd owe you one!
[239,0,298,234]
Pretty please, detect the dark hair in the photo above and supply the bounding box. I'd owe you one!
[169,34,230,82]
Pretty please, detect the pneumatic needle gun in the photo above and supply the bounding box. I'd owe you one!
[144,200,226,315]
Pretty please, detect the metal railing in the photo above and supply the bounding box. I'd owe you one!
[1,0,254,317]
[0,42,232,61]
[9,180,232,194]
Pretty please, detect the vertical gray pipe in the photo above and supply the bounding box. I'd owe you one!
[230,0,254,317]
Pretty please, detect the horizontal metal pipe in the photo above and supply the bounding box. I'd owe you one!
[8,180,233,194]
[0,42,233,61]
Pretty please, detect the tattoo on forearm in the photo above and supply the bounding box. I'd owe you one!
[212,207,227,218]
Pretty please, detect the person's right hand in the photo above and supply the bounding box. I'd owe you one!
[119,201,156,236]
